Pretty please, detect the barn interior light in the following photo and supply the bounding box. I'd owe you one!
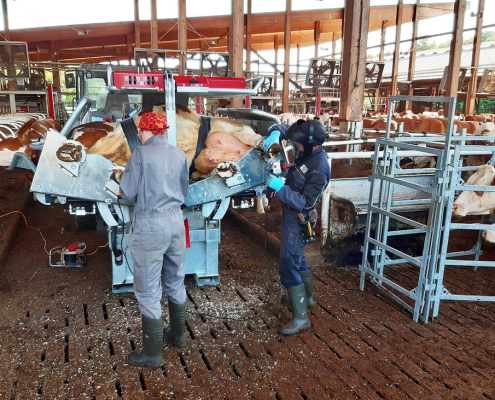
[211,40,218,45]
[77,30,88,36]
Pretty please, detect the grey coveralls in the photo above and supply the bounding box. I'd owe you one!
[120,135,189,319]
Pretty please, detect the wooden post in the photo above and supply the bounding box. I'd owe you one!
[332,34,336,59]
[379,21,386,62]
[134,0,141,49]
[282,0,292,113]
[126,34,133,55]
[230,0,244,108]
[1,0,9,40]
[339,0,370,131]
[391,0,403,97]
[150,0,158,49]
[406,0,419,110]
[1,0,15,91]
[314,20,321,58]
[51,51,60,90]
[376,21,387,112]
[245,0,252,79]
[296,44,300,83]
[445,0,467,117]
[274,35,279,94]
[253,49,304,90]
[465,0,485,116]
[178,0,187,76]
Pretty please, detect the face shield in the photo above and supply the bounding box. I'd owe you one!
[285,139,301,162]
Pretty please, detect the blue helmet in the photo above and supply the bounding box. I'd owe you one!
[285,119,326,157]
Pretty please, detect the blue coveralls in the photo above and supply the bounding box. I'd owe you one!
[277,146,330,288]
[119,135,189,319]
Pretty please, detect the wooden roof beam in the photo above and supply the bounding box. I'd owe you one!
[5,3,454,43]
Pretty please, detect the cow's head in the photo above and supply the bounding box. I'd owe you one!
[452,165,495,216]
[482,229,495,243]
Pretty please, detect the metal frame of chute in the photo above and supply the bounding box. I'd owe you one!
[359,95,459,323]
[24,67,275,292]
[430,141,495,320]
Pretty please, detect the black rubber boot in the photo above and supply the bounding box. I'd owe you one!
[163,299,186,348]
[279,284,311,335]
[128,315,164,367]
[299,269,315,308]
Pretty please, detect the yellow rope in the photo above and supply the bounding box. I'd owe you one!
[86,242,108,256]
[0,210,50,255]
[0,210,108,259]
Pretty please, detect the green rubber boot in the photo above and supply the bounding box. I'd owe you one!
[163,299,186,348]
[299,269,315,308]
[128,315,164,367]
[279,284,311,335]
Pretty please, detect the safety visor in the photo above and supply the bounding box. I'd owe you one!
[288,140,299,152]
[286,140,300,162]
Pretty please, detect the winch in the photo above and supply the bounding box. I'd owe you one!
[49,241,87,268]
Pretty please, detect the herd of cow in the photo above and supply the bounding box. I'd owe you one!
[1,107,495,244]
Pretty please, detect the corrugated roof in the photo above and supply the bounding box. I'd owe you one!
[382,41,495,81]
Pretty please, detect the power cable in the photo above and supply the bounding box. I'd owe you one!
[0,210,108,258]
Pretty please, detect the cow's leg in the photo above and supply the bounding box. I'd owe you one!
[256,196,268,214]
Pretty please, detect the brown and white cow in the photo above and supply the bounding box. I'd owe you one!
[0,118,62,167]
[277,113,315,125]
[70,104,275,212]
[482,229,495,243]
[394,118,446,134]
[465,114,494,123]
[469,122,495,144]
[462,122,495,181]
[453,165,495,217]
[71,104,262,179]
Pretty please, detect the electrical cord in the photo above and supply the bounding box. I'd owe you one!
[116,197,133,276]
[0,210,108,258]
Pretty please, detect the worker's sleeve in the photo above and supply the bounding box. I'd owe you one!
[301,173,328,212]
[119,150,143,204]
[268,124,290,140]
[277,172,328,213]
[277,185,305,212]
[180,154,189,199]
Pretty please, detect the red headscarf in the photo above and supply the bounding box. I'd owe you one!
[138,112,169,135]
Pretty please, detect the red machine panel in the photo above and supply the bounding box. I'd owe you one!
[113,71,165,91]
[174,76,246,89]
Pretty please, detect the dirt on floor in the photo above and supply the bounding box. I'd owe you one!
[2,167,495,399]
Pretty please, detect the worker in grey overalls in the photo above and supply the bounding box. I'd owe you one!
[264,119,329,335]
[119,112,189,367]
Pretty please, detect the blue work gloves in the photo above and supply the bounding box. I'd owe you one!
[267,174,284,192]
[262,130,281,152]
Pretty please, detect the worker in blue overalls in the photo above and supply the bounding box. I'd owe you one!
[119,112,190,367]
[264,119,329,335]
